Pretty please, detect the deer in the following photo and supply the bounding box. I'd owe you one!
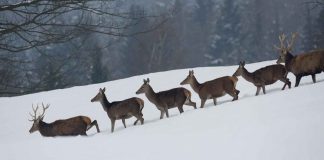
[91,87,144,133]
[29,103,100,137]
[233,61,291,96]
[180,70,239,108]
[275,33,324,87]
[136,78,196,119]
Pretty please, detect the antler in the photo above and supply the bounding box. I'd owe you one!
[29,104,39,121]
[39,103,50,119]
[28,103,49,121]
[287,32,298,51]
[274,33,286,50]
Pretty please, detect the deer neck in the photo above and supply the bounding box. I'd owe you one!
[38,121,55,137]
[189,76,202,93]
[144,85,159,105]
[284,52,295,71]
[241,68,255,83]
[100,94,111,112]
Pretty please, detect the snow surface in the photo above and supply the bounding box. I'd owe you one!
[1,60,324,160]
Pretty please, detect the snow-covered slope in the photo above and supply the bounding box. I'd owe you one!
[1,60,324,160]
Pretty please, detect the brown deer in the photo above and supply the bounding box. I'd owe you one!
[29,103,100,137]
[233,61,291,96]
[275,33,324,87]
[136,78,196,119]
[91,87,144,133]
[180,70,239,108]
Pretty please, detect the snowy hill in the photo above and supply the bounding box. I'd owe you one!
[1,60,324,160]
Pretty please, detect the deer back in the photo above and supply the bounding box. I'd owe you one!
[107,97,143,119]
[289,50,324,75]
[200,76,235,97]
[39,116,90,136]
[155,87,188,108]
[253,64,287,85]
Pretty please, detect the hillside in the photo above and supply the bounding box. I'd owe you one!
[0,60,324,160]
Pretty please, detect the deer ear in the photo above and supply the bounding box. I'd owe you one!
[242,61,245,66]
[147,78,150,83]
[102,87,106,92]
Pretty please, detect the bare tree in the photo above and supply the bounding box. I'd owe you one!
[0,0,169,96]
[0,0,167,53]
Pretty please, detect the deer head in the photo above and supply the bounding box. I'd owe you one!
[233,61,246,76]
[91,87,106,102]
[136,78,150,94]
[180,70,195,85]
[29,103,50,133]
[275,33,298,64]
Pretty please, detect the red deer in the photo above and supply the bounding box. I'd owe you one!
[91,87,144,133]
[233,61,291,96]
[275,33,324,87]
[180,70,239,108]
[29,103,100,137]
[136,78,196,119]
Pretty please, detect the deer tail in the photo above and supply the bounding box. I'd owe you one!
[183,89,192,101]
[229,76,238,88]
[136,98,144,115]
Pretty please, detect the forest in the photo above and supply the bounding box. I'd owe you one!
[0,0,323,96]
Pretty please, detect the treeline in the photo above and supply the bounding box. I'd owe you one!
[0,0,323,96]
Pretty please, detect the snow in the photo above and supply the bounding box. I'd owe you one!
[1,60,324,160]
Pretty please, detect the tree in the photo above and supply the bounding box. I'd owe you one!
[0,0,168,96]
[313,6,324,49]
[0,0,164,53]
[210,0,242,65]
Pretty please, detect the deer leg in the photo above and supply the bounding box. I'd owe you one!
[192,101,197,109]
[134,109,144,125]
[200,99,207,108]
[236,90,240,96]
[185,99,197,109]
[133,114,144,125]
[122,119,126,128]
[262,85,266,94]
[233,92,239,101]
[255,86,261,96]
[226,90,238,101]
[213,98,217,105]
[160,110,165,119]
[177,105,184,113]
[295,75,302,87]
[134,119,139,125]
[312,74,316,83]
[287,78,291,89]
[86,120,100,133]
[164,107,170,118]
[279,78,291,90]
[110,119,116,133]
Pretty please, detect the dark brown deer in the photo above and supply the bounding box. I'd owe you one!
[91,87,144,133]
[29,103,100,137]
[233,61,291,96]
[136,78,196,119]
[275,33,324,87]
[180,70,239,108]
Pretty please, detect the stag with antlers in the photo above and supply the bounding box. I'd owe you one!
[29,103,100,137]
[275,33,324,87]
